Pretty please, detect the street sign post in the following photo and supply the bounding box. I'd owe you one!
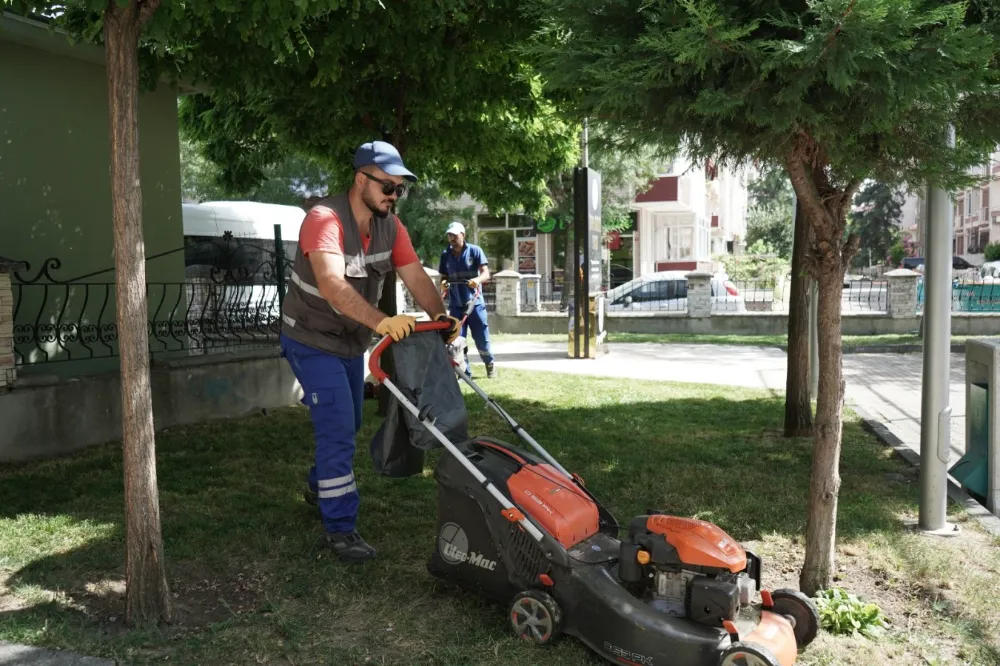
[571,166,607,359]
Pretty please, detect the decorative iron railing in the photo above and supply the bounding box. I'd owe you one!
[12,233,293,366]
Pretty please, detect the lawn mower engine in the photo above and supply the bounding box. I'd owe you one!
[618,514,761,628]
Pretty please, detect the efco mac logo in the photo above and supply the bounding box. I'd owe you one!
[438,523,498,571]
[604,642,653,665]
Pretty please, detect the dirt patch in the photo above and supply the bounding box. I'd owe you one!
[0,559,272,636]
[0,571,32,613]
[745,535,962,665]
[743,510,1000,665]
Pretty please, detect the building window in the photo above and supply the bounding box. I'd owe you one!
[651,213,711,262]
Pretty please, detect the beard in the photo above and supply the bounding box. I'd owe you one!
[361,185,393,217]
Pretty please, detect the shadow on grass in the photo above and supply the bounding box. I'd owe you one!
[0,380,926,664]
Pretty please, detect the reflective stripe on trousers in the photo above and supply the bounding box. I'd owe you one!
[280,332,365,533]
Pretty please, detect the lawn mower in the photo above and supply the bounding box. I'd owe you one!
[367,323,819,666]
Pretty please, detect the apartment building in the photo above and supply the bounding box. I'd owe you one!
[629,155,750,276]
[451,154,750,288]
[899,148,1000,265]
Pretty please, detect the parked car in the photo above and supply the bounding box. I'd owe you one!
[609,263,634,288]
[902,256,976,271]
[605,271,746,313]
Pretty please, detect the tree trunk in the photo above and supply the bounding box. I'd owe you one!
[784,199,814,437]
[800,257,846,596]
[104,0,171,627]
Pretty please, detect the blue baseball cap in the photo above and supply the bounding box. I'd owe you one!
[353,140,417,182]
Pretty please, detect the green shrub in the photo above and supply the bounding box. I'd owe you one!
[984,241,1000,263]
[814,588,889,638]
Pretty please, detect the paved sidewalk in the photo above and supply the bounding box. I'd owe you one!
[472,341,967,461]
[0,642,112,665]
[478,341,790,393]
[843,352,967,461]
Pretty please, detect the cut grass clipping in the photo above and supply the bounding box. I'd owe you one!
[815,588,890,639]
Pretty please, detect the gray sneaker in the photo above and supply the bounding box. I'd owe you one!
[325,531,377,563]
[486,363,497,379]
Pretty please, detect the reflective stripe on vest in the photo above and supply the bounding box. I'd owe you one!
[290,270,344,315]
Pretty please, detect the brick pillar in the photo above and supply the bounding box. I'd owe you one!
[685,271,713,318]
[396,266,443,316]
[493,270,522,316]
[520,273,541,313]
[0,257,26,389]
[885,268,921,319]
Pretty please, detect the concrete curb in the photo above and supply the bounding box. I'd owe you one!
[845,343,965,355]
[853,403,1000,538]
[778,343,965,355]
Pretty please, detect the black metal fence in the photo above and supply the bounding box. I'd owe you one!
[12,234,292,367]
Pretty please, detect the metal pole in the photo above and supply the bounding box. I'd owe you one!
[273,223,286,313]
[581,119,589,169]
[919,124,958,535]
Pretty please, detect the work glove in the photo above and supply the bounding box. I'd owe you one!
[466,277,481,289]
[375,314,417,342]
[435,313,462,345]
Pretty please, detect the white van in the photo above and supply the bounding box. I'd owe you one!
[180,201,307,351]
[182,200,306,258]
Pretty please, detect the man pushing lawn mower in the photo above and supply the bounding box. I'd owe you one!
[279,140,461,562]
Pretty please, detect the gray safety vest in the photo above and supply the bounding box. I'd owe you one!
[280,193,397,358]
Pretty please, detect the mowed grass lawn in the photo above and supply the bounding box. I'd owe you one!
[2,369,1000,665]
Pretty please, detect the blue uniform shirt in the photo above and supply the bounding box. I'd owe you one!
[439,242,488,311]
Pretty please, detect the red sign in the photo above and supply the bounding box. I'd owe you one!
[608,231,621,251]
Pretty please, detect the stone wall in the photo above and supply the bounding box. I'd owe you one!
[0,258,26,390]
[0,348,303,462]
[490,311,1000,337]
[886,268,921,319]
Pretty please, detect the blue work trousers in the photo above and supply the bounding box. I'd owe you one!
[449,301,494,372]
[280,332,364,534]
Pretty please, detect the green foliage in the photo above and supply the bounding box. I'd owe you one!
[10,1,579,215]
[746,209,793,260]
[889,242,907,268]
[849,182,904,267]
[718,242,789,288]
[179,134,331,206]
[745,167,794,259]
[394,184,475,267]
[814,588,889,639]
[175,1,580,215]
[523,0,1000,195]
[538,134,666,235]
[984,242,1000,263]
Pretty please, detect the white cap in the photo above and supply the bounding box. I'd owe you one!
[445,221,466,236]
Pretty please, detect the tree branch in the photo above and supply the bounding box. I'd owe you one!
[785,148,833,238]
[841,178,862,218]
[842,232,861,264]
[821,0,857,55]
[138,0,162,28]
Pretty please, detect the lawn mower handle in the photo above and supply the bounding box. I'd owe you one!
[368,320,451,383]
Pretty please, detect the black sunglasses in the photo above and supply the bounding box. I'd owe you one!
[361,171,407,197]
